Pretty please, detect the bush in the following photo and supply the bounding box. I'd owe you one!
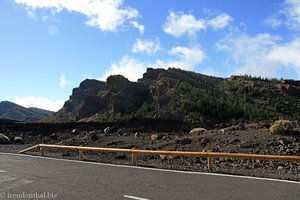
[189,128,207,135]
[159,154,176,160]
[269,119,294,134]
[150,133,159,142]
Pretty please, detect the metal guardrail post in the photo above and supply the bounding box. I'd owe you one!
[207,151,213,172]
[131,153,137,166]
[40,146,44,156]
[79,146,84,161]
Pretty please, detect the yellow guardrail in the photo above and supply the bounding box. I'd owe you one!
[19,144,300,171]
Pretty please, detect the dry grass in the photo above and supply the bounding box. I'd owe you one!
[150,133,158,142]
[159,154,176,160]
[189,128,207,135]
[269,119,294,134]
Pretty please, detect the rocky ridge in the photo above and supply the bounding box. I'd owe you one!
[0,101,54,122]
[48,68,300,123]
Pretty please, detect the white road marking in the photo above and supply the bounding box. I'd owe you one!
[0,170,7,173]
[0,176,16,184]
[124,195,149,200]
[0,179,34,191]
[0,174,34,191]
[1,152,299,184]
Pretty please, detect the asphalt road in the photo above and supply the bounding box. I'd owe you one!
[0,153,299,200]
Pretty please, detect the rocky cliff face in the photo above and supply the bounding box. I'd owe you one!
[76,75,150,120]
[49,68,300,123]
[50,79,106,121]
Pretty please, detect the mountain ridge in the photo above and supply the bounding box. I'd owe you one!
[47,68,300,124]
[0,101,54,122]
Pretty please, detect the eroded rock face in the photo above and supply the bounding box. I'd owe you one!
[107,75,151,114]
[75,75,151,120]
[76,96,106,120]
[107,75,133,93]
[70,79,106,104]
[52,79,106,121]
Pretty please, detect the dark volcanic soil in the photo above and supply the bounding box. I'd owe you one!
[0,120,299,181]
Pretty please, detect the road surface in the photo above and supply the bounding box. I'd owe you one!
[0,153,299,200]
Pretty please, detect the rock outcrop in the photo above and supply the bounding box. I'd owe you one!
[0,133,10,144]
[49,68,300,123]
[51,79,106,121]
[77,75,151,120]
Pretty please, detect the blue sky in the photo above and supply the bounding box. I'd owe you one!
[1,0,300,111]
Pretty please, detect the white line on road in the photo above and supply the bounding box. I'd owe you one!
[0,178,34,191]
[0,170,7,173]
[124,195,149,200]
[0,177,16,184]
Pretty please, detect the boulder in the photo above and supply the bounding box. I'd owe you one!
[13,136,23,144]
[71,129,79,134]
[235,123,246,130]
[104,127,111,134]
[150,133,159,142]
[50,133,58,140]
[0,134,10,144]
[134,132,139,139]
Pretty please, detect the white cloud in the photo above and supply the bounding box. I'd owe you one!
[42,16,49,21]
[101,45,205,81]
[132,38,160,55]
[265,0,300,30]
[215,32,280,77]
[264,15,282,28]
[166,46,205,70]
[163,11,233,38]
[267,38,300,76]
[15,0,142,32]
[13,96,64,112]
[216,33,279,64]
[26,10,37,19]
[163,11,206,37]
[149,45,205,71]
[48,25,58,36]
[215,30,300,78]
[283,0,300,29]
[59,74,70,87]
[130,21,144,34]
[100,56,147,81]
[207,13,233,30]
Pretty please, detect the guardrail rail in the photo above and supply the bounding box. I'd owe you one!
[19,144,300,171]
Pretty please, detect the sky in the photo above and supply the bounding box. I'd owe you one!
[1,0,300,111]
